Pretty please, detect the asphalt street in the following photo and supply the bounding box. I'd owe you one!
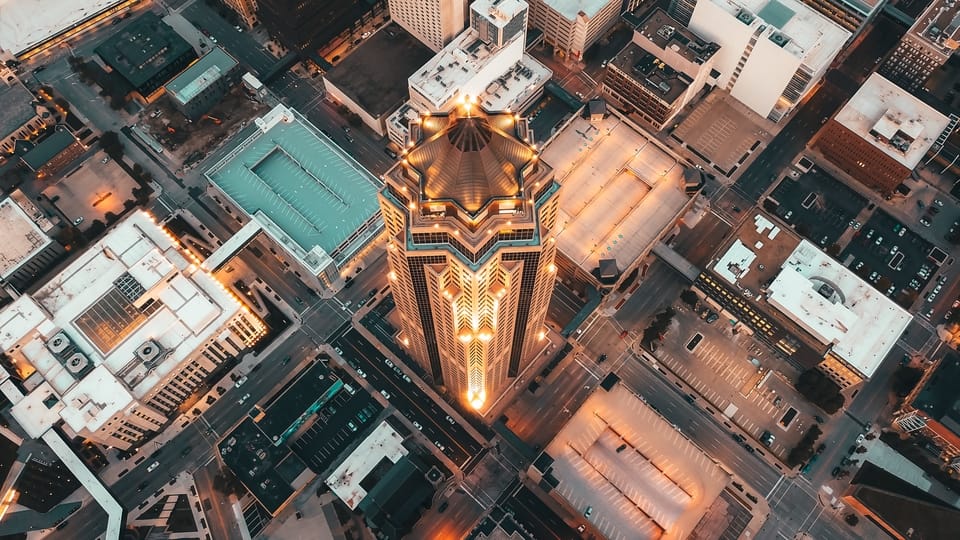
[181,1,279,76]
[330,328,484,469]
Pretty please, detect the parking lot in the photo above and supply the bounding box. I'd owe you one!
[766,168,868,248]
[644,297,819,464]
[840,210,937,309]
[288,384,382,474]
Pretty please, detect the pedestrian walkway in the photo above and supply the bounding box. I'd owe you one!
[651,241,701,282]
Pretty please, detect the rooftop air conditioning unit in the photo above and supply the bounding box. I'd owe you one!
[47,332,71,354]
[137,340,162,363]
[65,352,89,374]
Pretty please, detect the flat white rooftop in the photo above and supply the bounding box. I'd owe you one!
[0,197,52,279]
[766,240,911,378]
[834,73,951,170]
[707,0,850,68]
[325,422,407,509]
[541,383,729,540]
[410,25,526,110]
[541,0,616,20]
[542,111,691,272]
[0,0,126,55]
[0,211,251,436]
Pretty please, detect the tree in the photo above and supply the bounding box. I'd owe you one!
[892,366,924,397]
[99,131,123,158]
[680,289,699,308]
[787,425,823,467]
[795,369,845,414]
[844,514,859,526]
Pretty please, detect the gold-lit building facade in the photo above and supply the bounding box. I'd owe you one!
[379,100,560,411]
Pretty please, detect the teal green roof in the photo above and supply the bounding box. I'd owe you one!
[204,108,380,259]
[22,130,76,170]
[165,47,238,103]
[758,0,796,29]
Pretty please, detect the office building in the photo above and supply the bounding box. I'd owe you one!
[704,214,911,388]
[223,0,259,29]
[387,0,469,52]
[843,462,960,540]
[880,0,960,92]
[895,353,960,469]
[379,102,561,412]
[603,8,719,130]
[528,0,632,60]
[165,47,241,120]
[688,0,850,122]
[0,192,65,292]
[814,73,952,196]
[0,211,265,450]
[388,0,550,145]
[257,0,387,53]
[94,12,198,102]
[205,105,383,293]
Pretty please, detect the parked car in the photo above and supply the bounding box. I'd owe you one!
[705,311,719,324]
[760,431,776,447]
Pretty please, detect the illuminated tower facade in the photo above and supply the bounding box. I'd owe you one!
[379,101,560,411]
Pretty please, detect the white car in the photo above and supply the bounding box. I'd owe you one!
[147,461,160,473]
[412,421,422,431]
[234,376,248,388]
[385,358,394,368]
[334,347,343,355]
[238,393,250,405]
[380,389,391,400]
[434,440,445,451]
[356,368,366,379]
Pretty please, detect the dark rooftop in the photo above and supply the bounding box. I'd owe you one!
[912,352,960,431]
[849,461,960,538]
[0,79,39,140]
[358,456,434,539]
[323,24,433,118]
[219,418,308,515]
[407,105,535,214]
[21,130,77,170]
[609,43,692,104]
[256,360,343,445]
[94,12,195,88]
[624,8,719,65]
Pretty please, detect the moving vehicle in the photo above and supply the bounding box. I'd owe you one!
[147,461,160,473]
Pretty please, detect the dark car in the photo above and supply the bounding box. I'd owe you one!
[816,443,826,454]
[597,354,607,363]
[814,415,825,424]
[438,501,449,513]
[705,311,719,324]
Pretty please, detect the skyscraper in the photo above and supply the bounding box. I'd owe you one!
[379,100,560,411]
[388,0,469,52]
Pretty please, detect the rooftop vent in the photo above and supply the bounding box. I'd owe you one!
[770,33,790,47]
[65,352,89,374]
[737,10,755,25]
[137,340,162,364]
[47,332,71,354]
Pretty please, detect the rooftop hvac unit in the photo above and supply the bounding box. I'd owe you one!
[47,332,71,354]
[65,352,89,374]
[137,340,162,363]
